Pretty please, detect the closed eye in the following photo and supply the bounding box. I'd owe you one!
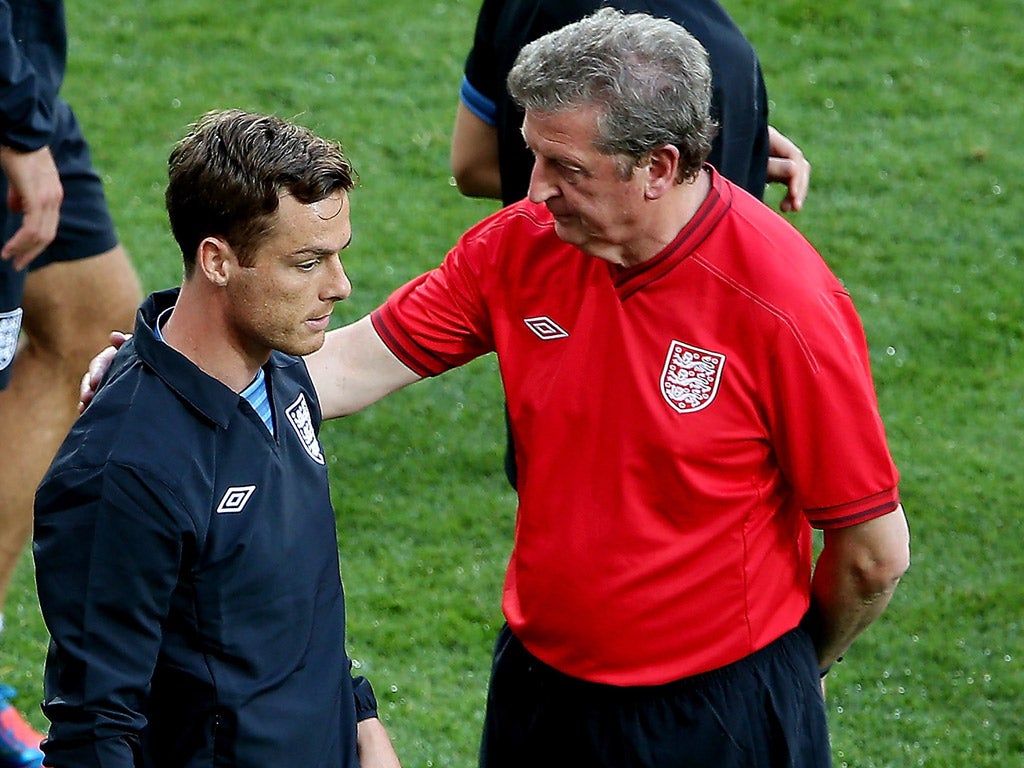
[557,162,585,183]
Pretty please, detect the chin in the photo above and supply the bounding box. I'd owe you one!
[552,221,584,246]
[277,333,325,357]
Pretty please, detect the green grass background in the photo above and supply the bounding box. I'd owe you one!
[2,1,1021,766]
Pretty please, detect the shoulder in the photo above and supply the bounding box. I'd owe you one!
[49,355,214,491]
[464,198,552,238]
[706,179,836,294]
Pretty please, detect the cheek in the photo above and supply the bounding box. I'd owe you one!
[232,277,301,327]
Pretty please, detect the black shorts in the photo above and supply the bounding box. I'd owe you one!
[479,624,831,768]
[0,98,119,387]
[8,98,120,269]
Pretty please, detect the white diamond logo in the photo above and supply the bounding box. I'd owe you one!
[523,316,569,340]
[216,485,256,514]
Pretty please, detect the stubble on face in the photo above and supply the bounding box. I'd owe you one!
[228,191,352,361]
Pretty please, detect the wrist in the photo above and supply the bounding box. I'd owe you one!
[819,656,843,678]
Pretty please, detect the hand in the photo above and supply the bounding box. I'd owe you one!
[766,126,811,213]
[356,717,402,768]
[0,145,64,269]
[78,332,132,413]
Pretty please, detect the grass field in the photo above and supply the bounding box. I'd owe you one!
[2,1,1021,766]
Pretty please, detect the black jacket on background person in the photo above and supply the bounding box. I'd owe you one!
[34,289,376,768]
[462,0,770,206]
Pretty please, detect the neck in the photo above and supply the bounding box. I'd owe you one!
[616,168,711,268]
[160,282,267,393]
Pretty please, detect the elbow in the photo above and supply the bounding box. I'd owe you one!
[452,172,479,198]
[856,540,911,602]
[450,164,492,199]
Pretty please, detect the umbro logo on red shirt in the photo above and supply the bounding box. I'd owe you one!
[523,316,568,340]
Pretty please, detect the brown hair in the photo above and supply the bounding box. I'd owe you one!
[166,110,356,274]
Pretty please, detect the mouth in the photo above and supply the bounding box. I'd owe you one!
[306,313,332,331]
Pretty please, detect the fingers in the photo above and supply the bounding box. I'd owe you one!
[77,334,132,413]
[766,126,811,213]
[108,330,132,349]
[768,156,811,212]
[0,146,64,269]
[78,370,96,414]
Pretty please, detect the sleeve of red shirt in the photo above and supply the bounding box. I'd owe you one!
[767,286,900,529]
[371,239,495,378]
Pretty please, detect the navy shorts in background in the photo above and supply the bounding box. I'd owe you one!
[5,99,120,269]
[0,98,119,388]
[479,624,831,768]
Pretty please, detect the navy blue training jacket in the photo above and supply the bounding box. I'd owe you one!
[34,289,376,768]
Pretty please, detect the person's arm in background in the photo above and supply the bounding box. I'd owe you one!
[807,504,910,671]
[0,144,62,267]
[450,99,501,199]
[357,717,403,768]
[0,0,63,268]
[766,125,811,213]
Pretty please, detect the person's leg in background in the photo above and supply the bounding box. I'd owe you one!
[0,102,142,766]
[0,246,140,767]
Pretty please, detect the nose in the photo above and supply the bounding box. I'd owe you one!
[323,255,352,303]
[527,157,559,205]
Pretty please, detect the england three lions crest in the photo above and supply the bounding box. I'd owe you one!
[660,340,726,414]
[286,393,325,464]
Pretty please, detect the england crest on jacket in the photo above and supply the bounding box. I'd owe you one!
[286,392,325,464]
[660,340,726,414]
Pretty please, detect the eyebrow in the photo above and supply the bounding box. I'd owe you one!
[291,233,353,259]
[521,127,588,171]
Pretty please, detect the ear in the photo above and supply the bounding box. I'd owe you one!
[643,145,681,200]
[196,237,235,287]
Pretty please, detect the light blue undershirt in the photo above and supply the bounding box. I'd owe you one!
[153,309,274,435]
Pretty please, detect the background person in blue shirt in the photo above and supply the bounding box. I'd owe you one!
[33,110,401,768]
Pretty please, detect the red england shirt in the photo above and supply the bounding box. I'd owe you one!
[372,169,899,685]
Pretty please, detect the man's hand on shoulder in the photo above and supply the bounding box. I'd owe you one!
[78,332,132,413]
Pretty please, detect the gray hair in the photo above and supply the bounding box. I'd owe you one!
[507,8,717,181]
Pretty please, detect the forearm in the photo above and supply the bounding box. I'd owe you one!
[806,561,900,668]
[806,505,910,668]
[308,315,421,419]
[356,718,402,768]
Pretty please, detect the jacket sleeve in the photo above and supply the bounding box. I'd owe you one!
[34,461,191,768]
[0,0,54,150]
[351,675,379,722]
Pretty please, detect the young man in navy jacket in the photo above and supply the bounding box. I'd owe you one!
[34,110,400,768]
